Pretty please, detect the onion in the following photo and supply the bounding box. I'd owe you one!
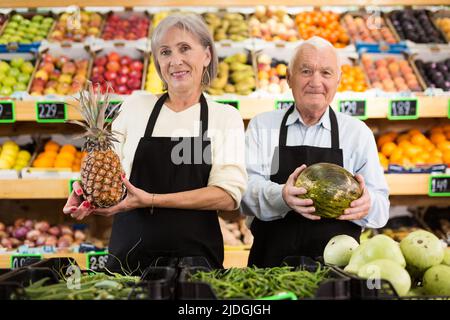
[1,238,12,249]
[13,227,29,240]
[60,226,73,236]
[0,222,5,231]
[74,230,86,242]
[34,221,50,233]
[48,226,61,237]
[14,218,25,228]
[6,226,14,234]
[36,235,47,246]
[45,236,57,246]
[26,229,41,241]
[24,219,34,229]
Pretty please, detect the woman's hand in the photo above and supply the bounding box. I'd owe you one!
[282,164,320,221]
[338,174,371,221]
[63,181,94,220]
[93,175,151,217]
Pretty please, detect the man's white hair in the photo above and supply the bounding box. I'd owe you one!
[288,36,341,73]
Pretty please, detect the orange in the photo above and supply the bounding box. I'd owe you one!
[401,157,413,168]
[398,140,413,150]
[408,129,422,136]
[430,133,446,144]
[33,158,54,168]
[44,142,60,153]
[404,145,422,158]
[437,141,450,152]
[60,145,77,155]
[378,152,389,169]
[410,133,428,146]
[56,153,75,163]
[396,133,410,144]
[381,142,397,157]
[428,156,443,164]
[390,148,404,164]
[430,126,444,135]
[443,150,450,165]
[54,159,72,168]
[377,134,395,149]
[411,155,427,165]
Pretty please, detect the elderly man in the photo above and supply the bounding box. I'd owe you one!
[241,36,389,267]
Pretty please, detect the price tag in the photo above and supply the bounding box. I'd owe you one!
[86,252,109,272]
[36,101,67,123]
[388,99,418,120]
[338,99,367,120]
[10,254,42,270]
[215,100,240,110]
[0,100,15,123]
[274,100,295,110]
[428,175,450,197]
[68,178,81,194]
[105,100,122,122]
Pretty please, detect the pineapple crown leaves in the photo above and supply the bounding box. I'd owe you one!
[67,81,123,149]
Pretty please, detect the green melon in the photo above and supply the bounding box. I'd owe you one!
[294,163,362,218]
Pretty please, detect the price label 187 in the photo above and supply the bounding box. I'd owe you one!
[10,254,42,270]
[388,99,418,120]
[274,100,295,110]
[338,99,367,120]
[105,100,122,122]
[87,252,109,272]
[0,101,16,123]
[215,100,240,110]
[428,175,450,197]
[36,101,67,123]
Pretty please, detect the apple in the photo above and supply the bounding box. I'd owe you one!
[62,62,76,75]
[116,84,128,95]
[116,75,128,86]
[94,56,107,67]
[92,66,105,75]
[127,78,141,90]
[120,56,132,66]
[108,52,120,62]
[106,61,120,72]
[129,70,142,79]
[104,71,118,81]
[130,60,143,71]
[40,62,55,74]
[119,66,130,76]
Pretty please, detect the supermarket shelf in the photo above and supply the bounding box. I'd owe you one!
[2,0,448,8]
[0,249,249,269]
[5,95,450,122]
[0,174,446,199]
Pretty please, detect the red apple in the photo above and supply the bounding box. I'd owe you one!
[120,56,132,66]
[129,70,142,79]
[130,60,143,71]
[127,78,141,90]
[116,75,128,86]
[104,71,118,81]
[119,66,130,76]
[94,56,107,66]
[108,52,120,62]
[92,66,105,75]
[106,61,120,72]
[116,85,128,94]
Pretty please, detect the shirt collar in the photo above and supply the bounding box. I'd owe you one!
[285,106,331,131]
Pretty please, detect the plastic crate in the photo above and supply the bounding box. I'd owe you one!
[132,266,177,300]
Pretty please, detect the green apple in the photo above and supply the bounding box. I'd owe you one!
[17,73,30,84]
[42,17,54,25]
[13,83,27,91]
[2,76,17,87]
[8,67,20,78]
[11,14,23,23]
[0,86,13,96]
[21,62,34,74]
[0,61,10,73]
[0,74,6,84]
[10,58,24,69]
[3,28,16,35]
[7,21,19,29]
[32,15,44,23]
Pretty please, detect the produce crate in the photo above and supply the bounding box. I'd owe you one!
[133,266,177,300]
[177,256,351,300]
[409,48,450,92]
[0,52,38,98]
[432,10,450,43]
[418,207,450,245]
[0,11,56,53]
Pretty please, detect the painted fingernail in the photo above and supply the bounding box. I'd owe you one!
[83,201,90,208]
[121,173,125,179]
[71,208,77,212]
[75,188,83,196]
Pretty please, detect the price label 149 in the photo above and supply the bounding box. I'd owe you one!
[428,175,450,197]
[36,101,67,123]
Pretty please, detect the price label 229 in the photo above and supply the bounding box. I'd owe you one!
[388,99,418,120]
[338,100,367,119]
[87,252,109,272]
[10,254,42,269]
[0,101,16,123]
[428,175,450,197]
[274,100,295,110]
[36,101,67,123]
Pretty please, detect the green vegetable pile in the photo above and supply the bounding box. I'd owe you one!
[190,265,330,299]
[16,273,145,300]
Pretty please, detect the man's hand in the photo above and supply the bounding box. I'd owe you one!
[338,174,371,221]
[93,175,151,217]
[282,164,320,220]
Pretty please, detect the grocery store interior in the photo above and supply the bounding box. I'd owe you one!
[0,0,448,301]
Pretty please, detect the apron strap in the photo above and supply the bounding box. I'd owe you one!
[279,105,340,149]
[329,106,340,149]
[144,93,209,138]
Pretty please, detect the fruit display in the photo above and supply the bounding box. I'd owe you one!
[377,125,450,170]
[189,265,330,299]
[341,13,397,44]
[256,53,289,94]
[389,9,447,44]
[329,231,449,297]
[0,141,31,171]
[249,6,299,42]
[414,58,450,91]
[0,219,87,250]
[435,16,450,42]
[32,140,86,171]
[294,11,350,48]
[91,51,144,95]
[0,13,54,45]
[68,81,125,208]
[206,52,256,96]
[145,55,164,94]
[338,64,369,92]
[49,11,103,42]
[323,235,359,267]
[361,53,423,92]
[29,53,89,96]
[0,57,35,96]
[294,163,362,219]
[203,12,248,42]
[101,12,150,40]
[218,217,253,247]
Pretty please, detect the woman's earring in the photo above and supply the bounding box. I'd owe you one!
[202,68,211,86]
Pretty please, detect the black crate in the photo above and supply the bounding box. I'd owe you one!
[132,266,177,300]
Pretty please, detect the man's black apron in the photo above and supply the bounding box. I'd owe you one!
[107,93,223,274]
[248,106,361,267]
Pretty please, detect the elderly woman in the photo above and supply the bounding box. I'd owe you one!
[63,13,247,273]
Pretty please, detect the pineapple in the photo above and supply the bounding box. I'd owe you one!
[69,81,125,208]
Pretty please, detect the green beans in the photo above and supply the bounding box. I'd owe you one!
[190,265,330,299]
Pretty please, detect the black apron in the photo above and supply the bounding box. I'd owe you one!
[107,93,223,274]
[248,106,361,267]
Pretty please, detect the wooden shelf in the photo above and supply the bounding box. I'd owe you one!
[0,174,446,199]
[0,250,248,269]
[3,95,449,122]
[2,0,449,8]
